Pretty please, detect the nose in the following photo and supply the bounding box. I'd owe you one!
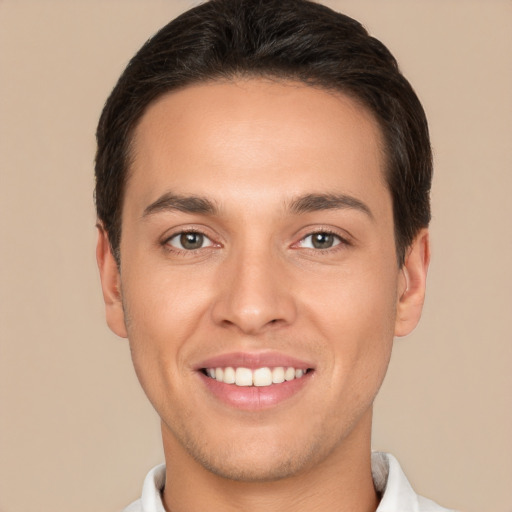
[211,246,297,335]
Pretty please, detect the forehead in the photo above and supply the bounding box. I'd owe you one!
[127,79,389,215]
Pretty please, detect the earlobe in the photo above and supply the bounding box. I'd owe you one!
[96,224,128,338]
[394,229,430,338]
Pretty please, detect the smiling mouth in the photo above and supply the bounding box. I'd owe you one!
[202,366,313,387]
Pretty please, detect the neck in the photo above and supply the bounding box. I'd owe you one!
[161,410,379,512]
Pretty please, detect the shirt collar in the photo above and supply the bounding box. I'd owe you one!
[135,452,446,512]
[372,452,421,511]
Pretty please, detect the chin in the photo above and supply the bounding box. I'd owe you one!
[193,445,320,483]
[173,421,331,483]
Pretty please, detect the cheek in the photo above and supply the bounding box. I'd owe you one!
[123,256,212,335]
[120,266,213,400]
[303,261,398,387]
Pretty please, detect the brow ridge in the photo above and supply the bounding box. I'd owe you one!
[142,192,218,218]
[142,191,372,219]
[288,193,373,218]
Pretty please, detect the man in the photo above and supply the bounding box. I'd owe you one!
[95,0,454,510]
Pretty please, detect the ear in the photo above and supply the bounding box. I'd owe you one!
[96,224,128,338]
[394,228,430,338]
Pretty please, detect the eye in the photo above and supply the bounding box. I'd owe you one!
[167,231,214,250]
[299,232,342,250]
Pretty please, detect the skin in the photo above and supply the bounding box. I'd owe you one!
[97,79,429,512]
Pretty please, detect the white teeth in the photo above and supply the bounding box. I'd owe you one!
[284,367,296,381]
[253,367,272,387]
[235,367,253,386]
[223,366,236,384]
[272,367,285,384]
[205,366,309,386]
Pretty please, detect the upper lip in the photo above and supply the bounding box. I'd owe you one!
[194,351,315,370]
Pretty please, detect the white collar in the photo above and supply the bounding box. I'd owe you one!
[125,452,454,512]
[371,452,453,511]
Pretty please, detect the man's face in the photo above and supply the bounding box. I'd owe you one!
[99,79,426,481]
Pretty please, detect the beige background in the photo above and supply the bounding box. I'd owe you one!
[0,1,511,511]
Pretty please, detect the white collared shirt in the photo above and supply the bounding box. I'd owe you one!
[122,452,456,512]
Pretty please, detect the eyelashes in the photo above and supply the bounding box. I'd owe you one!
[166,231,215,251]
[296,231,344,250]
[162,227,351,256]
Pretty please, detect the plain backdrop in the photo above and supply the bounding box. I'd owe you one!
[0,1,511,511]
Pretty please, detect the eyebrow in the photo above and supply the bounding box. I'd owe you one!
[142,191,373,219]
[288,193,373,219]
[142,192,219,218]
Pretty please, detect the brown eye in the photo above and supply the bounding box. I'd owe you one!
[299,232,341,250]
[168,232,212,250]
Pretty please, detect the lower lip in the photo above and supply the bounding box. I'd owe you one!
[198,371,312,410]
